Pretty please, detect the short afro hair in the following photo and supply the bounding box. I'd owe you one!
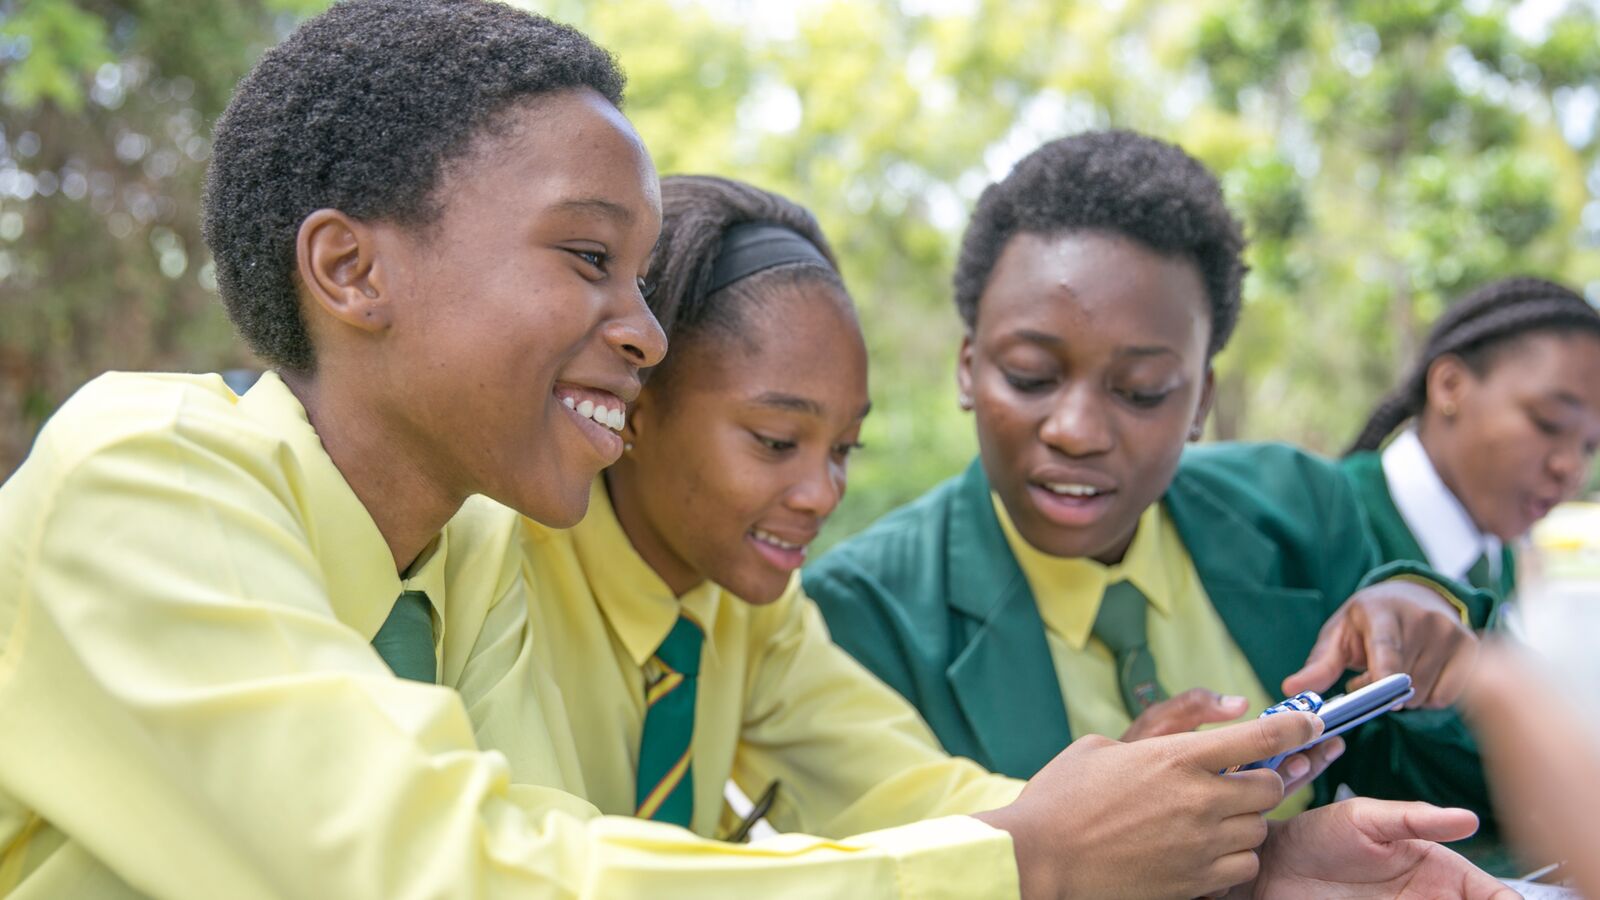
[202,0,625,372]
[953,130,1246,357]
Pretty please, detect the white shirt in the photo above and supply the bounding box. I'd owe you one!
[1381,428,1502,581]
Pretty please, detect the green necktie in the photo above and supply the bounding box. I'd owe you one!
[371,590,437,684]
[635,615,704,828]
[1465,553,1493,593]
[1092,580,1168,717]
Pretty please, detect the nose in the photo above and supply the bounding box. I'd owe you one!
[1038,382,1115,457]
[785,455,846,520]
[605,285,668,368]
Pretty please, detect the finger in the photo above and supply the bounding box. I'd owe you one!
[1123,689,1249,741]
[1169,689,1250,730]
[1215,768,1291,817]
[1198,848,1261,899]
[1349,799,1480,845]
[1404,637,1448,710]
[1282,621,1353,696]
[1186,710,1323,773]
[1280,736,1344,795]
[1422,634,1478,708]
[1358,604,1406,681]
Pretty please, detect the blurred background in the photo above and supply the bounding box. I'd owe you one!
[2,0,1599,547]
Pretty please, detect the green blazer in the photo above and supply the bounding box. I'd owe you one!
[1339,450,1513,869]
[1341,451,1516,599]
[804,443,1494,810]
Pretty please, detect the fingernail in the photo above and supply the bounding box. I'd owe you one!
[1221,695,1247,708]
[1287,756,1310,778]
[1325,739,1345,763]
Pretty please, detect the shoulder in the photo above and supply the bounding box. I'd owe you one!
[34,372,261,468]
[1175,441,1350,511]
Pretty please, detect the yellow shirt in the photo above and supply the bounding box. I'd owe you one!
[993,495,1310,815]
[0,372,1017,898]
[457,480,1024,861]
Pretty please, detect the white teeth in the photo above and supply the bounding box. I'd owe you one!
[752,529,802,550]
[567,395,624,432]
[1044,483,1100,497]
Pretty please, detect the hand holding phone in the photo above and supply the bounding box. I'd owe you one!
[1232,673,1415,772]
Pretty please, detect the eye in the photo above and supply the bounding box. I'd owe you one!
[568,248,610,275]
[1531,415,1563,437]
[754,433,797,454]
[832,441,866,460]
[637,274,657,300]
[1119,389,1170,410]
[1003,371,1052,393]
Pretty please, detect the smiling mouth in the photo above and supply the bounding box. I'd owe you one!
[747,528,812,572]
[553,384,626,460]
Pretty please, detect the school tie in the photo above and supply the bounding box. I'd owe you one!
[1092,580,1168,717]
[1465,553,1493,592]
[635,615,704,827]
[371,590,437,684]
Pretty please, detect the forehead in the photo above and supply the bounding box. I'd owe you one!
[670,285,868,404]
[439,88,660,226]
[1492,331,1600,408]
[977,231,1210,354]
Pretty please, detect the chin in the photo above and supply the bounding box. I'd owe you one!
[724,572,791,606]
[509,484,592,529]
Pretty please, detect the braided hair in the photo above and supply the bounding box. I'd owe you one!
[646,175,849,364]
[1345,277,1600,455]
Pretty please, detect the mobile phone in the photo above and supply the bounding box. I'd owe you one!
[1234,673,1415,772]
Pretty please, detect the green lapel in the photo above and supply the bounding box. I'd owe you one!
[942,460,1075,779]
[1164,468,1333,702]
[1341,452,1430,565]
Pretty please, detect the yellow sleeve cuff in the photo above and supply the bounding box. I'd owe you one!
[1385,574,1472,627]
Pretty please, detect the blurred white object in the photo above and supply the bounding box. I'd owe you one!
[1513,501,1600,719]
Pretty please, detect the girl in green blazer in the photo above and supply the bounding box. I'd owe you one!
[1342,275,1600,601]
[804,131,1493,817]
[1335,276,1600,869]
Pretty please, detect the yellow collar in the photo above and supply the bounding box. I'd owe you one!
[236,371,412,639]
[572,478,721,668]
[992,494,1176,650]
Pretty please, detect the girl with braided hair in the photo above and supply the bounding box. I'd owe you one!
[1335,276,1600,871]
[1343,277,1600,599]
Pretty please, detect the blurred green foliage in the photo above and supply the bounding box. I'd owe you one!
[2,0,1598,545]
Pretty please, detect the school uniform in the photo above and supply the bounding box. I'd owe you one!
[0,372,1016,898]
[454,480,1024,890]
[1340,430,1514,870]
[1342,430,1515,598]
[804,442,1493,811]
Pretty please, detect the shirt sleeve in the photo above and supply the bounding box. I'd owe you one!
[733,583,1026,841]
[0,420,1017,900]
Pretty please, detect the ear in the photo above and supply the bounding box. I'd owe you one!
[956,332,976,411]
[1426,354,1473,421]
[296,208,390,335]
[1190,365,1217,440]
[622,380,654,446]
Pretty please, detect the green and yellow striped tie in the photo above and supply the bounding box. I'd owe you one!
[372,590,436,684]
[635,615,704,827]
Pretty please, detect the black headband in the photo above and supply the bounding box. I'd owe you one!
[706,222,831,295]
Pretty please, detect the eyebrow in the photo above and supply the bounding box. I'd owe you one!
[1007,329,1179,358]
[752,391,873,420]
[548,197,634,225]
